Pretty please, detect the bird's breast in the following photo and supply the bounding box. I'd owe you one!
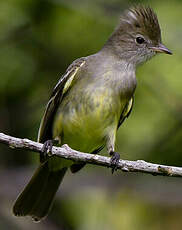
[53,67,136,152]
[53,86,123,152]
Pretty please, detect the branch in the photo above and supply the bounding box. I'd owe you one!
[0,132,182,177]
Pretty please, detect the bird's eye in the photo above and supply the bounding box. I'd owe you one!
[136,37,145,44]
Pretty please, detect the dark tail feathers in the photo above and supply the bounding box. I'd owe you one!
[13,161,67,222]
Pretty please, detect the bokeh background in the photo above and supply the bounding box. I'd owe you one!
[0,0,182,229]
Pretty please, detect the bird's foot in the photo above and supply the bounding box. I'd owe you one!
[41,139,58,161]
[41,140,53,161]
[110,151,120,174]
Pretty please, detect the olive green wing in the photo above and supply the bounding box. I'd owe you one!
[38,57,86,144]
[117,97,134,129]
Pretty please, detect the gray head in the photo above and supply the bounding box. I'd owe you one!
[106,6,172,66]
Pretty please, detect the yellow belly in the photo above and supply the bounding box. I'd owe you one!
[53,89,123,153]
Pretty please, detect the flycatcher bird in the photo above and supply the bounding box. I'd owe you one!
[13,6,172,221]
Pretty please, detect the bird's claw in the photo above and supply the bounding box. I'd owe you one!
[41,140,53,161]
[110,151,120,174]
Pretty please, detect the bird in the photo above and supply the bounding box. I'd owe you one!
[12,5,172,221]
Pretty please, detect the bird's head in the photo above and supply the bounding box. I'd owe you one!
[107,6,172,65]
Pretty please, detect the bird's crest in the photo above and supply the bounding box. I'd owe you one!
[120,6,161,43]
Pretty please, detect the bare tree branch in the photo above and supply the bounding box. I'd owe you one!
[0,132,182,177]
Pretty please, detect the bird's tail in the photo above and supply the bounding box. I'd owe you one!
[13,161,67,222]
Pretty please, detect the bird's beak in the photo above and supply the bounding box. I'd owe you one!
[149,44,172,55]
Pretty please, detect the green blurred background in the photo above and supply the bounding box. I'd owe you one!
[0,0,182,229]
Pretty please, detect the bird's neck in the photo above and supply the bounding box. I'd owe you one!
[101,32,138,68]
[99,43,136,73]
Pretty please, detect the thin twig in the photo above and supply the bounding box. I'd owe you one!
[0,132,182,177]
